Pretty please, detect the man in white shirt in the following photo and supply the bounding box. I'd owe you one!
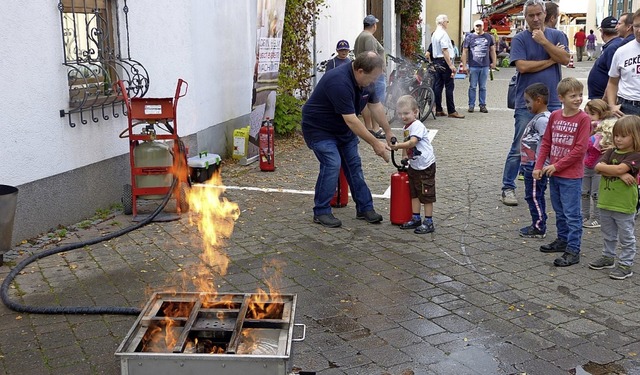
[605,9,640,117]
[431,14,465,119]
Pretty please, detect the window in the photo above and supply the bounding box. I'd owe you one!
[58,0,149,127]
[616,0,624,17]
[608,0,614,17]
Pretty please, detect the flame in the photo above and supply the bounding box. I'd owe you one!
[139,167,290,355]
[247,260,284,319]
[186,171,240,293]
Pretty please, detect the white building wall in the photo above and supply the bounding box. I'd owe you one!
[0,1,254,188]
[0,1,257,243]
[313,0,397,84]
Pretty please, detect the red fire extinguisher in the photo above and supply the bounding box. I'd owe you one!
[330,168,349,207]
[390,137,412,225]
[259,118,275,171]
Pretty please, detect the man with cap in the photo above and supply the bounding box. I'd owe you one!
[461,20,496,113]
[354,14,387,139]
[605,9,640,117]
[326,40,352,71]
[587,16,621,99]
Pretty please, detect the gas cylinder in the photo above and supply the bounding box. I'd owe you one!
[259,118,275,171]
[330,168,349,207]
[134,139,172,199]
[389,137,412,225]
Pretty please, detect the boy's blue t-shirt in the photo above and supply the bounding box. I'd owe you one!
[521,111,551,165]
[302,62,378,142]
[510,28,569,110]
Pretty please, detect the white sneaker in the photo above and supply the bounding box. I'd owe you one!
[583,219,600,228]
[501,189,518,206]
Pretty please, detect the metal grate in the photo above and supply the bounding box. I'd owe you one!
[58,0,149,127]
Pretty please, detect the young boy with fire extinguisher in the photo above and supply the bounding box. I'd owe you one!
[390,95,436,234]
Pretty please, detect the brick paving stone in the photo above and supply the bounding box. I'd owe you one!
[570,341,623,364]
[3,65,640,374]
[514,358,569,375]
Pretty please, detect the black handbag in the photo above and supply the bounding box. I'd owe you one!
[507,73,517,109]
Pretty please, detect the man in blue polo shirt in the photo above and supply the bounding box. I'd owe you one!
[499,0,569,206]
[302,51,393,228]
[587,16,620,99]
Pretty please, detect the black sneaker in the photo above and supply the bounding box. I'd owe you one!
[540,238,567,253]
[414,221,435,234]
[519,225,546,238]
[588,256,615,270]
[356,210,383,223]
[610,265,633,280]
[554,252,580,267]
[400,218,422,229]
[313,214,342,228]
[479,105,488,113]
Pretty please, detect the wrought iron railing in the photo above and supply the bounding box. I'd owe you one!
[58,0,149,127]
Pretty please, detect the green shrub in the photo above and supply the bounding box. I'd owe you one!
[274,93,302,135]
[274,0,326,135]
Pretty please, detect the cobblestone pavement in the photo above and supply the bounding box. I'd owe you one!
[3,61,640,375]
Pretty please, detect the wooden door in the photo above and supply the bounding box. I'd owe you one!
[367,0,384,44]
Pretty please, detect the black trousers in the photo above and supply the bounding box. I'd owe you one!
[433,59,456,114]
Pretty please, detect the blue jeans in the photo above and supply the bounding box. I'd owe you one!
[522,164,548,232]
[468,66,489,107]
[502,105,561,191]
[306,136,374,216]
[621,103,640,116]
[548,176,583,254]
[374,74,386,101]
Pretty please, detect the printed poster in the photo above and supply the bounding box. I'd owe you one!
[247,0,286,162]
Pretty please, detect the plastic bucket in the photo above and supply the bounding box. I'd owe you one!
[0,185,19,254]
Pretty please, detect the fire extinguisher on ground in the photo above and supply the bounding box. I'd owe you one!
[390,137,412,225]
[259,118,275,171]
[330,168,349,207]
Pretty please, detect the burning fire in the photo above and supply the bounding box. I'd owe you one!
[140,169,287,354]
[186,171,240,293]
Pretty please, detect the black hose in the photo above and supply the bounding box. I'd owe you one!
[0,178,178,315]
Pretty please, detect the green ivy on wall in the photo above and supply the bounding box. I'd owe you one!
[274,0,326,135]
[396,0,423,58]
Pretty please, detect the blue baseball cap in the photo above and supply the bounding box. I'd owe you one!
[336,40,350,50]
[363,14,379,26]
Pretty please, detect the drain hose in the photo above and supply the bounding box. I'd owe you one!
[0,178,179,316]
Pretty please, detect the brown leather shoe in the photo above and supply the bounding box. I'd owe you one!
[435,111,446,117]
[448,112,465,119]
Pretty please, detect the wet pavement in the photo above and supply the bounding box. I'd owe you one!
[3,61,640,374]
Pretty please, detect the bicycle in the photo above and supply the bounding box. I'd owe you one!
[412,53,437,122]
[384,54,437,123]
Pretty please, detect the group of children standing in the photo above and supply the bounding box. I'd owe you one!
[518,77,640,279]
[377,70,640,281]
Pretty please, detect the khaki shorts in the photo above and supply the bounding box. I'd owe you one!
[407,163,436,204]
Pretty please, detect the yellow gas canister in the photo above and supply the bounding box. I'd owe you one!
[232,126,250,160]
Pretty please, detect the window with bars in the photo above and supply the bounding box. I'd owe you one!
[58,0,149,127]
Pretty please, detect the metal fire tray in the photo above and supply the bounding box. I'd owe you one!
[115,292,305,375]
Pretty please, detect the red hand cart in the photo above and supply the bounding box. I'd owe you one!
[117,79,189,221]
